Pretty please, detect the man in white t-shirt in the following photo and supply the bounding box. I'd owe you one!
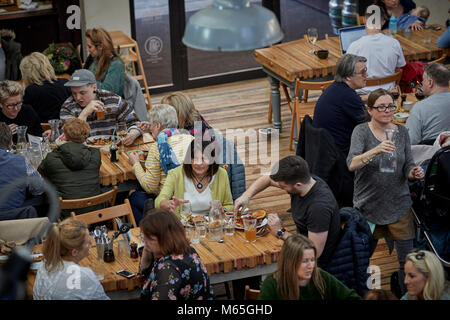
[347,5,406,94]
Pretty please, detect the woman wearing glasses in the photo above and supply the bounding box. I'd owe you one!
[402,249,450,300]
[0,80,42,142]
[347,88,424,297]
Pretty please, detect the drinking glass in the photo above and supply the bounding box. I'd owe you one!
[180,202,192,225]
[28,144,43,167]
[224,213,235,236]
[195,221,207,239]
[186,225,200,244]
[94,242,105,280]
[307,27,318,53]
[117,122,128,153]
[243,216,257,243]
[379,129,397,173]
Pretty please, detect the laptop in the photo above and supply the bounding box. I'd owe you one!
[338,25,366,54]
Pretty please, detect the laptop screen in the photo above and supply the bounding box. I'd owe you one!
[339,26,366,54]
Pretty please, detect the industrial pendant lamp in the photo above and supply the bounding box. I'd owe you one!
[182,0,284,51]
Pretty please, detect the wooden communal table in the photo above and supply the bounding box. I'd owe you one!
[27,227,283,299]
[98,133,154,187]
[254,26,447,132]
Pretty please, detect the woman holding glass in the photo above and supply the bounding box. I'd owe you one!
[155,139,233,218]
[347,88,424,297]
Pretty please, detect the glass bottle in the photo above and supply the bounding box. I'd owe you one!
[379,129,397,173]
[208,200,224,241]
[110,135,119,162]
[16,126,28,155]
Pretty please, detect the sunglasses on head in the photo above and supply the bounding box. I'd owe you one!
[411,249,425,260]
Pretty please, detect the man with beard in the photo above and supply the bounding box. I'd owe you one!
[234,155,340,269]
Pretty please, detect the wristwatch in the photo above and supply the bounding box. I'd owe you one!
[276,228,286,239]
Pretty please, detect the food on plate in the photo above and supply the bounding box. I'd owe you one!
[32,254,43,262]
[192,216,206,224]
[252,209,267,224]
[87,136,113,146]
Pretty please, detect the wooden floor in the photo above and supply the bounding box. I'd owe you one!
[150,77,398,293]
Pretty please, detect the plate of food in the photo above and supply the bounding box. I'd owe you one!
[235,209,268,230]
[86,135,122,148]
[184,215,208,227]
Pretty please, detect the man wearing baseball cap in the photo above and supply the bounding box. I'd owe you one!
[60,69,141,145]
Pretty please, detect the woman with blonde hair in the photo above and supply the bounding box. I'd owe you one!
[85,28,124,97]
[33,218,109,300]
[19,52,71,122]
[258,234,360,300]
[161,92,205,133]
[402,249,450,300]
[0,80,42,141]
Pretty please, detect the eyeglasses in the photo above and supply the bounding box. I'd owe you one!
[354,67,368,76]
[4,101,23,110]
[371,104,397,112]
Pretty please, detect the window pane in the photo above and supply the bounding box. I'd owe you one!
[280,0,334,42]
[185,0,262,80]
[134,0,172,88]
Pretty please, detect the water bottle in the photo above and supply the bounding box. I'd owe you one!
[379,129,397,173]
[389,15,397,34]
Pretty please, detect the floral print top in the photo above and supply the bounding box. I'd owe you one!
[141,247,214,300]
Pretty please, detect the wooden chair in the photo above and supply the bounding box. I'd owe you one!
[289,79,334,151]
[365,70,403,90]
[428,53,447,65]
[70,198,137,228]
[244,285,260,300]
[356,13,365,26]
[59,186,118,212]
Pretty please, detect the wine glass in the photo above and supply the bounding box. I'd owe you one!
[180,202,192,225]
[117,122,128,153]
[307,27,318,53]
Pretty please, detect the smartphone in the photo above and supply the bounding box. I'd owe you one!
[116,269,136,279]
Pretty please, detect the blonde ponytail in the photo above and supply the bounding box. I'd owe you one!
[42,219,88,273]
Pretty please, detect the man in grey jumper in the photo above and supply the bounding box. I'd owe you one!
[406,63,450,145]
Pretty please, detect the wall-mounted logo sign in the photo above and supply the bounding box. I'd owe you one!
[144,36,163,56]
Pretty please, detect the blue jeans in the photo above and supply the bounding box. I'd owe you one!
[129,191,155,226]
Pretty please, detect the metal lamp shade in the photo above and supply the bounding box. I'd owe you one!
[182,0,284,51]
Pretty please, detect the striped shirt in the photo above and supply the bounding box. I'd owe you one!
[133,134,194,194]
[60,90,139,136]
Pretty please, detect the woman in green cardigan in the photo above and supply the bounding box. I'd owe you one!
[258,234,361,300]
[85,28,124,97]
[155,139,233,218]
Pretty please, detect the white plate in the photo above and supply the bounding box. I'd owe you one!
[235,218,268,230]
[0,255,9,263]
[86,135,122,148]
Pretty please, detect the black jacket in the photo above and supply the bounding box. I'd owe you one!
[297,114,354,208]
[326,207,375,297]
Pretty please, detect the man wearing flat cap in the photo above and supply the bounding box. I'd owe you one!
[60,69,141,145]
